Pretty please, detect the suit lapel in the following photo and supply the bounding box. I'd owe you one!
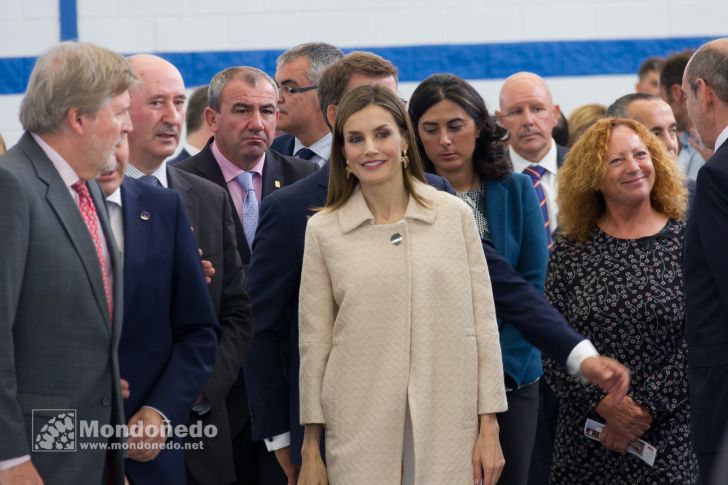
[261,150,282,198]
[167,165,200,235]
[21,134,112,331]
[485,180,507,257]
[119,180,151,318]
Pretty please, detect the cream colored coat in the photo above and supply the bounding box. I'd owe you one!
[299,182,507,485]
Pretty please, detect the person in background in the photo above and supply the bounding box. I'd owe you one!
[168,85,212,164]
[635,56,663,95]
[567,103,606,146]
[408,73,547,485]
[270,42,344,166]
[544,117,696,484]
[298,84,507,485]
[660,50,709,179]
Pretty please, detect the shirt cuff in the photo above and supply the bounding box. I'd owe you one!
[142,405,171,424]
[264,432,291,452]
[0,455,31,471]
[566,339,599,378]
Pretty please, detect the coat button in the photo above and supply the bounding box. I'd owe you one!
[390,233,402,246]
[101,396,111,407]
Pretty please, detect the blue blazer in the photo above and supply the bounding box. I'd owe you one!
[485,174,548,388]
[117,177,219,485]
[243,164,583,464]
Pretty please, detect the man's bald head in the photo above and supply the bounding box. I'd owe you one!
[682,38,728,149]
[127,54,186,172]
[497,72,560,163]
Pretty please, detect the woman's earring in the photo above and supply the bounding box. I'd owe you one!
[345,164,351,180]
[401,152,410,169]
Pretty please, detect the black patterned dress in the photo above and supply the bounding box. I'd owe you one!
[543,219,698,484]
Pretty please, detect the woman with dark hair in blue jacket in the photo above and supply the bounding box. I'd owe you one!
[409,73,548,485]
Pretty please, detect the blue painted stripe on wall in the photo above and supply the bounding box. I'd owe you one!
[59,0,78,41]
[0,36,720,95]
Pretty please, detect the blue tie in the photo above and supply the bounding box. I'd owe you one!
[295,148,316,161]
[522,165,553,251]
[235,172,259,249]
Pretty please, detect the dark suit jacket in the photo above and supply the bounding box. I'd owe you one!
[0,133,125,484]
[168,148,192,165]
[243,164,584,464]
[165,166,252,485]
[685,138,728,468]
[117,177,219,485]
[270,134,295,156]
[175,141,318,265]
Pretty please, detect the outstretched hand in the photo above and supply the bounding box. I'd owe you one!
[580,356,630,406]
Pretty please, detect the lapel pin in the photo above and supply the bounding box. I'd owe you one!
[140,211,151,221]
[274,180,281,188]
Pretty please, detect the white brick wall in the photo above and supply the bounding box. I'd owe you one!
[0,0,725,146]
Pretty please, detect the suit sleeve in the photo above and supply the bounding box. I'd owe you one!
[143,194,220,426]
[298,220,336,425]
[244,195,300,440]
[0,169,33,458]
[461,207,507,414]
[201,195,253,407]
[484,237,583,366]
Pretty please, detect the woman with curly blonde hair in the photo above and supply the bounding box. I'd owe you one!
[543,117,698,483]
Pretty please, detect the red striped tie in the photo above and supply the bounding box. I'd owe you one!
[72,181,113,319]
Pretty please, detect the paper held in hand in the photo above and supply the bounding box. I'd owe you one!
[583,418,657,467]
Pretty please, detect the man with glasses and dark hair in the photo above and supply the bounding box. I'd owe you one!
[270,43,344,166]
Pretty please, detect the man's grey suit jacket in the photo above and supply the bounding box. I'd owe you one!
[0,132,125,484]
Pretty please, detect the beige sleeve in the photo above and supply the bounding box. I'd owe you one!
[462,207,508,414]
[298,220,336,424]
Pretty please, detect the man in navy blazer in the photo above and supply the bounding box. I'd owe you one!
[682,38,728,484]
[244,52,630,483]
[99,136,219,484]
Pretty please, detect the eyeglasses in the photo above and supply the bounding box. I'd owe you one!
[278,84,318,95]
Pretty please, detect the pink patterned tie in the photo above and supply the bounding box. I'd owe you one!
[72,181,113,320]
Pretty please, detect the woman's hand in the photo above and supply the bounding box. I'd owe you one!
[298,424,328,485]
[595,395,652,441]
[472,414,504,485]
[599,422,632,455]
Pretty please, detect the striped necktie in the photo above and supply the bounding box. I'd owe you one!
[522,165,553,251]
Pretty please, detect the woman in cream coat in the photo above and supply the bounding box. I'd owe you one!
[298,85,507,485]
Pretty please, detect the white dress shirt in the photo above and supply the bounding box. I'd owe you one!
[292,132,332,167]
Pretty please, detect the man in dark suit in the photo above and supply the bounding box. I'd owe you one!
[125,54,253,485]
[175,66,316,484]
[0,42,135,485]
[682,38,728,484]
[244,51,630,484]
[98,135,219,484]
[270,43,343,167]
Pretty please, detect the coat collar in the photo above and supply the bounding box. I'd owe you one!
[337,181,438,233]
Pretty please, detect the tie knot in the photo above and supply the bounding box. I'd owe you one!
[72,180,90,199]
[295,147,316,161]
[138,175,162,187]
[523,164,547,179]
[235,172,255,192]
